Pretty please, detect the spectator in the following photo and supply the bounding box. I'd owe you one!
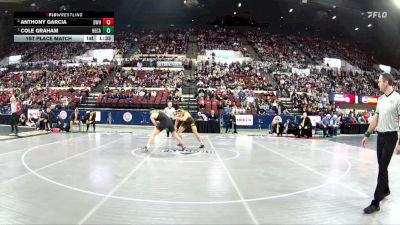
[319,114,338,137]
[208,110,218,120]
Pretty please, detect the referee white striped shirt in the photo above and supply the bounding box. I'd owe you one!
[164,107,176,120]
[376,91,400,132]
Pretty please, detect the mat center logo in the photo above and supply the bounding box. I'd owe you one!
[123,112,132,122]
[160,149,213,155]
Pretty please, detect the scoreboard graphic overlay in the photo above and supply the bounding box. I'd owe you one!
[14,12,114,43]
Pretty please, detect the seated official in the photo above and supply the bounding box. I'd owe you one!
[69,108,82,131]
[271,115,284,136]
[38,109,49,130]
[84,110,96,132]
[298,112,312,138]
[47,108,64,130]
[286,119,299,136]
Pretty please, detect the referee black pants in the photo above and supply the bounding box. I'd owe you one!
[373,131,398,205]
[10,113,19,134]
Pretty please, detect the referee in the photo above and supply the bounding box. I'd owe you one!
[164,101,176,137]
[9,94,19,136]
[362,73,400,214]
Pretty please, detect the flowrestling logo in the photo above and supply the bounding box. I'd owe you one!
[367,11,388,19]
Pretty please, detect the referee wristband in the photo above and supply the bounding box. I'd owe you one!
[364,131,371,138]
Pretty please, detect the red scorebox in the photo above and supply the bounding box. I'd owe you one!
[102,18,114,26]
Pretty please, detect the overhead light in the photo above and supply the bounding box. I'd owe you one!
[289,8,293,13]
[332,15,336,19]
[394,0,400,9]
[238,2,242,7]
[192,19,195,22]
[368,24,372,27]
[355,27,359,31]
[281,16,284,19]
[234,11,237,15]
[333,5,336,8]
[184,0,186,4]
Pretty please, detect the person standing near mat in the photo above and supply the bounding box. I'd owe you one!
[362,73,400,214]
[164,101,176,138]
[143,110,186,152]
[175,109,205,148]
[9,93,20,136]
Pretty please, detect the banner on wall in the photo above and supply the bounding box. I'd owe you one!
[329,93,356,104]
[8,55,22,65]
[93,49,114,62]
[205,50,243,63]
[156,61,183,68]
[291,67,310,76]
[379,64,391,73]
[235,115,254,126]
[358,95,379,105]
[324,58,342,69]
[27,109,40,119]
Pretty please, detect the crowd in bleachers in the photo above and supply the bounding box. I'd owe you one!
[7,43,48,62]
[275,69,379,96]
[246,32,307,64]
[42,65,112,88]
[115,31,141,56]
[195,61,273,90]
[193,61,278,114]
[137,31,189,55]
[97,88,181,109]
[0,88,88,110]
[286,36,376,71]
[0,28,394,119]
[0,65,110,109]
[29,43,88,62]
[108,69,185,89]
[0,71,46,90]
[196,88,278,115]
[197,28,247,55]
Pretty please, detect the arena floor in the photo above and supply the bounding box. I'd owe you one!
[1,129,399,224]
